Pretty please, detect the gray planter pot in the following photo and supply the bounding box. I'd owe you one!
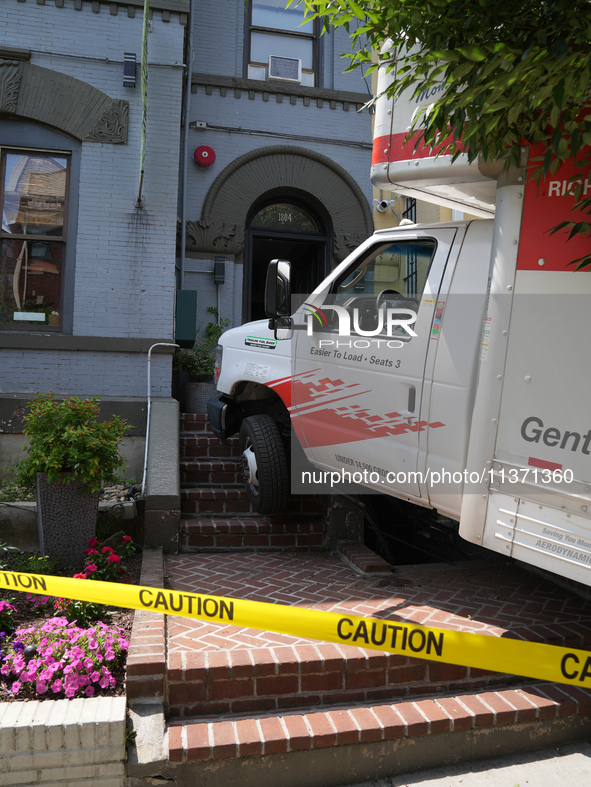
[181,381,218,414]
[36,473,100,569]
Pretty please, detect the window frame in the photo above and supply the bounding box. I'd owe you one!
[246,0,318,84]
[0,147,71,332]
[0,121,80,335]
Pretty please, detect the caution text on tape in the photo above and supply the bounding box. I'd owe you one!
[1,570,590,688]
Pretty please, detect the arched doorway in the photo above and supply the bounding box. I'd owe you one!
[244,194,330,322]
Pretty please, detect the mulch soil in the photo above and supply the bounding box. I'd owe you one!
[0,551,142,703]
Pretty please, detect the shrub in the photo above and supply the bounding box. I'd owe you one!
[11,393,127,493]
[176,306,230,382]
[82,535,135,583]
[1,617,128,699]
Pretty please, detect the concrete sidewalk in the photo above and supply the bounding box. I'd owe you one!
[348,740,591,786]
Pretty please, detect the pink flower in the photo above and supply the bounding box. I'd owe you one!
[122,535,132,544]
[11,681,21,694]
[84,685,95,697]
[85,564,98,574]
[51,679,63,693]
[107,554,121,564]
[88,537,99,548]
[101,546,114,554]
[90,671,101,682]
[65,686,75,698]
[73,573,87,580]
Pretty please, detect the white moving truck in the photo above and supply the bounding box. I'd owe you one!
[207,57,591,587]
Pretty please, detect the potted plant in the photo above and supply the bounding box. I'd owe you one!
[176,306,230,413]
[11,393,127,568]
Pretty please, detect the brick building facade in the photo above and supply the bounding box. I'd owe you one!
[179,0,374,330]
[0,0,185,402]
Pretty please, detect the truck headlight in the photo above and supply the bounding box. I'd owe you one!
[214,344,223,385]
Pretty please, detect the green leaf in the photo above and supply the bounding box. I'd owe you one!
[456,46,488,62]
[553,79,565,108]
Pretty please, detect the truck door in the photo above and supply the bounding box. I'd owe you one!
[291,228,456,500]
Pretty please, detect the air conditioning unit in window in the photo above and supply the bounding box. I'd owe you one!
[268,55,302,84]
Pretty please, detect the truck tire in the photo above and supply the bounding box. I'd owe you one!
[239,415,289,515]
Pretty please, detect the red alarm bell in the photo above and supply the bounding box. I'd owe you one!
[194,145,216,167]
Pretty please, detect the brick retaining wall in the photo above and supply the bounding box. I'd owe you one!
[0,696,126,786]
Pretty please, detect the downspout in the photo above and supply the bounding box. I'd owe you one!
[179,0,194,291]
[142,343,179,496]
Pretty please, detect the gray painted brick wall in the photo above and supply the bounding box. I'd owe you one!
[186,88,373,218]
[191,0,370,93]
[2,1,184,398]
[0,350,172,398]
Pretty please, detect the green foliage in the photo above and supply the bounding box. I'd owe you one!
[298,0,591,266]
[0,600,17,635]
[8,553,60,577]
[53,593,103,627]
[0,481,34,503]
[176,307,230,383]
[11,393,127,493]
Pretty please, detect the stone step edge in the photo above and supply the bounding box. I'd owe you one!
[168,681,591,763]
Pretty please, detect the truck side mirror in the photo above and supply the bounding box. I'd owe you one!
[265,259,291,318]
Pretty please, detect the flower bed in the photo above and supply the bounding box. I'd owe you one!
[0,537,141,703]
[1,617,127,699]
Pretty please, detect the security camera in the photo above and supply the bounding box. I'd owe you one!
[374,199,389,213]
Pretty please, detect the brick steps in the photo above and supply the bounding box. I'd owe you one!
[129,547,591,783]
[180,516,326,552]
[181,459,243,487]
[181,435,241,460]
[181,488,323,517]
[168,682,591,764]
[166,641,522,721]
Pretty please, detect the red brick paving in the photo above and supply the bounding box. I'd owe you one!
[166,552,591,653]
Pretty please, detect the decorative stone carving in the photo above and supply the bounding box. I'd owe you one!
[186,220,245,256]
[85,99,129,144]
[0,60,22,113]
[334,232,364,263]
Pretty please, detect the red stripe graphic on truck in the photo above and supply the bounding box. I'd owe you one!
[372,131,460,166]
[266,372,445,448]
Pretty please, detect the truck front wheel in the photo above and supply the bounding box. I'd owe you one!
[239,415,289,515]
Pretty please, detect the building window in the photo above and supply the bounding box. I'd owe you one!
[247,0,317,86]
[0,148,70,330]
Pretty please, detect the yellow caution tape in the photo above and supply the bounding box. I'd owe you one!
[1,570,590,687]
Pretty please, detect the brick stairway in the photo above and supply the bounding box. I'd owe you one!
[125,415,591,785]
[179,413,326,551]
